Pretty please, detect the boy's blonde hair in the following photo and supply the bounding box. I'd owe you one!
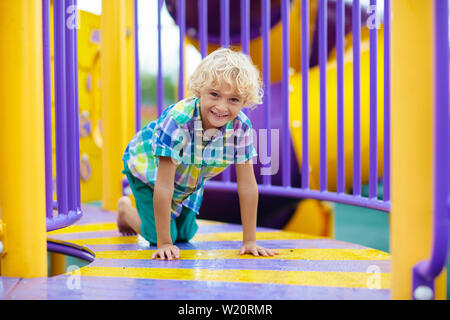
[187,48,263,108]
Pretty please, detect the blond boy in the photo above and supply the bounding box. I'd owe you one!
[117,48,279,260]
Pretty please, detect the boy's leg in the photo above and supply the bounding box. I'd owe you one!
[175,207,199,242]
[117,196,141,235]
[122,165,178,245]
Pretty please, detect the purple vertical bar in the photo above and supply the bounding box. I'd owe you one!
[221,0,230,182]
[134,0,142,132]
[73,0,81,209]
[157,0,164,116]
[221,0,230,47]
[369,0,378,199]
[282,0,291,187]
[336,0,345,193]
[413,0,449,295]
[65,0,78,212]
[54,0,69,214]
[178,0,185,101]
[319,0,327,191]
[199,0,207,58]
[301,0,309,190]
[262,0,271,185]
[427,0,449,284]
[43,0,53,218]
[383,0,391,201]
[429,0,449,279]
[352,0,361,196]
[241,0,250,55]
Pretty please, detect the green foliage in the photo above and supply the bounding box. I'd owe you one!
[140,72,177,106]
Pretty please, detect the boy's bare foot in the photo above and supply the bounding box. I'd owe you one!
[117,197,137,236]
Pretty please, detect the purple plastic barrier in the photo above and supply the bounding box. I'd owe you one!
[159,0,390,228]
[383,0,391,202]
[135,0,142,131]
[301,0,309,189]
[369,0,377,199]
[43,0,53,220]
[412,0,449,300]
[45,0,82,231]
[352,0,361,196]
[336,0,344,194]
[319,0,327,191]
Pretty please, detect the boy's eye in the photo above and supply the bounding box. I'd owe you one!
[209,92,218,97]
[230,98,240,103]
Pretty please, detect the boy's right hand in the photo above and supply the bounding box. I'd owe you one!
[152,243,180,260]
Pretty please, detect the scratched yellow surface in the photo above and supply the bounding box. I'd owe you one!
[47,219,224,235]
[75,266,392,289]
[68,231,322,245]
[95,248,391,261]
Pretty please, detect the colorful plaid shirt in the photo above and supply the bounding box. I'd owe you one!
[123,97,257,218]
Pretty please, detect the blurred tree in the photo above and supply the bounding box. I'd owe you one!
[140,72,177,107]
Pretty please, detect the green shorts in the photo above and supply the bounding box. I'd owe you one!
[123,162,198,245]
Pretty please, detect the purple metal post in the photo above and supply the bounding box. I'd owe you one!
[262,0,271,186]
[199,0,208,58]
[220,0,230,47]
[369,0,378,199]
[134,0,142,131]
[336,0,345,193]
[178,0,186,101]
[54,0,69,215]
[413,0,449,299]
[281,0,291,188]
[241,0,250,55]
[319,0,327,191]
[43,0,53,219]
[352,0,361,196]
[73,0,81,209]
[301,0,309,190]
[383,0,391,201]
[65,0,79,212]
[157,0,164,116]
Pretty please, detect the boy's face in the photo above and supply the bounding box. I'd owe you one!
[199,83,245,131]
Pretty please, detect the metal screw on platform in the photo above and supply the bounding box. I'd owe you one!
[413,286,434,300]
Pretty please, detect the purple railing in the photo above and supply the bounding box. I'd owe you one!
[43,0,82,232]
[153,0,448,296]
[412,0,449,300]
[157,0,391,211]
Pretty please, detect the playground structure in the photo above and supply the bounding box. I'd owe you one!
[0,0,448,300]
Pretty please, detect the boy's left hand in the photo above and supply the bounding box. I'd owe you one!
[239,241,280,257]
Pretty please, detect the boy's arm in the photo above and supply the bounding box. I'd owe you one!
[152,156,178,259]
[235,161,279,257]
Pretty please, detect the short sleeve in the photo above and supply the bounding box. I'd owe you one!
[234,122,257,164]
[152,115,188,165]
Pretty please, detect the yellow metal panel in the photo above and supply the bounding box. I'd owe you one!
[76,266,391,289]
[96,248,391,261]
[68,231,322,246]
[101,0,136,210]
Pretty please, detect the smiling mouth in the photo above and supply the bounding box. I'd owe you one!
[211,110,229,118]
